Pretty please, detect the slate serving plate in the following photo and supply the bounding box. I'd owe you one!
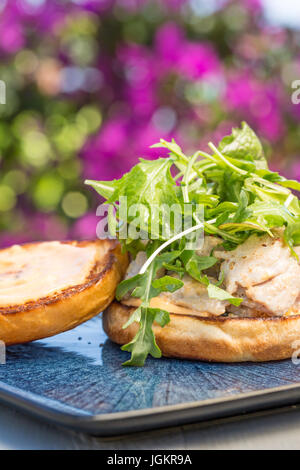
[1,315,300,436]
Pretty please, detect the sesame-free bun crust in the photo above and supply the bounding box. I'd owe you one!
[104,302,300,362]
[0,240,128,345]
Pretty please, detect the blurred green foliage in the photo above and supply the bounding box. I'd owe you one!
[0,0,300,244]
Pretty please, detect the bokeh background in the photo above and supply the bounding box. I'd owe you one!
[0,0,300,246]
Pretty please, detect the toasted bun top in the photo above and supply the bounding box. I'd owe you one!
[0,241,102,307]
[0,240,129,345]
[0,239,126,314]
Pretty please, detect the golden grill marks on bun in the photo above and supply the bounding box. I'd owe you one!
[0,240,128,345]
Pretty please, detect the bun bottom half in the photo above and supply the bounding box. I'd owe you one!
[103,302,300,362]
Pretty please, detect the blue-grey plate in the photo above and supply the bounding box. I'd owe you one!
[1,314,300,436]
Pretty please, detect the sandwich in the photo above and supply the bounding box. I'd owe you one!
[86,122,300,366]
[0,239,128,344]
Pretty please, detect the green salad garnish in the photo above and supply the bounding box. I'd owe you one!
[86,122,300,366]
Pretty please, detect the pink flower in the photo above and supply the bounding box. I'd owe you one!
[82,116,132,180]
[94,117,129,155]
[242,0,262,12]
[225,73,285,141]
[155,23,221,81]
[291,162,300,182]
[155,22,184,65]
[131,122,172,158]
[125,86,157,118]
[117,44,158,117]
[30,214,68,241]
[71,213,99,240]
[162,0,189,9]
[0,19,24,53]
[0,234,30,249]
[118,44,156,85]
[0,213,68,248]
[178,42,221,80]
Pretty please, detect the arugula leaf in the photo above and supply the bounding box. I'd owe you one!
[180,251,243,305]
[284,222,300,250]
[121,239,146,258]
[219,221,273,235]
[207,284,243,306]
[107,204,117,238]
[162,259,185,275]
[116,250,183,302]
[247,200,295,225]
[122,306,142,330]
[244,176,300,217]
[87,158,182,240]
[119,244,184,366]
[116,274,145,301]
[279,179,300,192]
[181,251,218,282]
[152,275,184,293]
[218,122,268,169]
[84,179,117,200]
[149,308,171,327]
[258,171,300,192]
[231,189,250,222]
[121,307,169,366]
